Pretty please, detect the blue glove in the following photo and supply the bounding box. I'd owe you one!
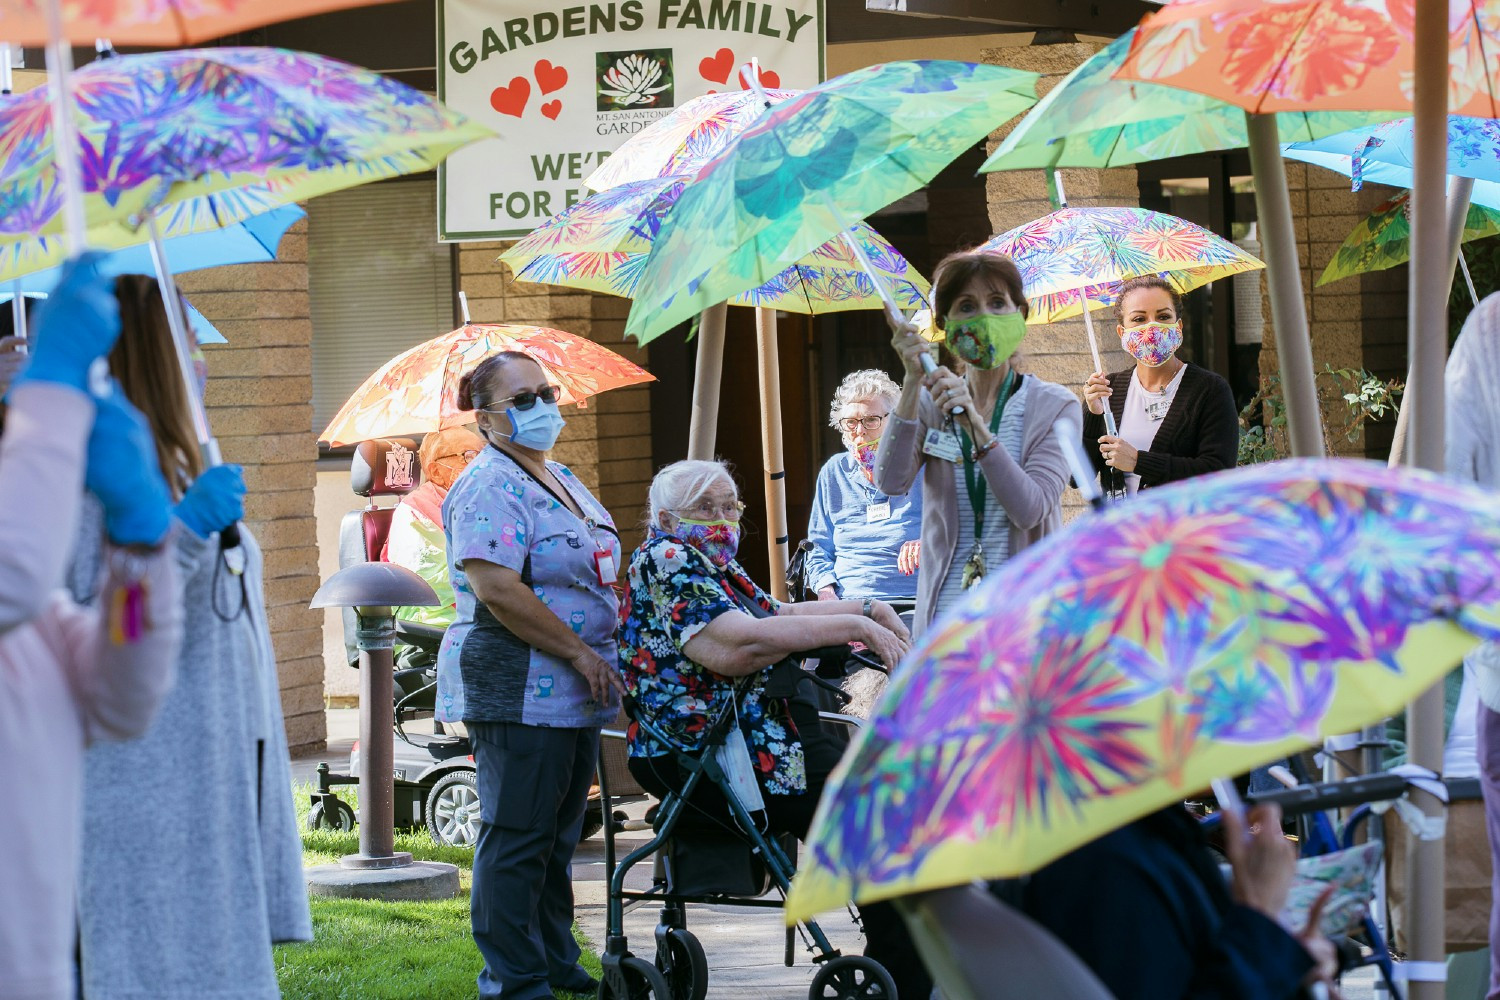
[84,382,173,547]
[174,464,246,540]
[14,252,119,394]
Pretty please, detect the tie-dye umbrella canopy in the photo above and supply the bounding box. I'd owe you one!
[978,206,1264,325]
[624,60,1040,345]
[500,176,931,315]
[319,323,656,447]
[585,88,798,191]
[785,459,1500,920]
[1319,191,1500,286]
[0,47,490,241]
[0,0,400,45]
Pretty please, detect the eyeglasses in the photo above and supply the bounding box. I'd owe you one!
[674,499,747,522]
[838,414,887,433]
[482,385,560,412]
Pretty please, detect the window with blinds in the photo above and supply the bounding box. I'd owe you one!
[309,177,454,438]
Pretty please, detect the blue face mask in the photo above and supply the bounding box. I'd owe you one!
[505,399,565,451]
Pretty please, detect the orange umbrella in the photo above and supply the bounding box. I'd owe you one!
[0,0,401,45]
[319,322,656,447]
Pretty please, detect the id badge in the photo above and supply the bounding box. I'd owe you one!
[922,428,962,462]
[866,501,892,523]
[593,550,618,586]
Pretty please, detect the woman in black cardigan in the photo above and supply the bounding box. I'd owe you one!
[1082,276,1239,495]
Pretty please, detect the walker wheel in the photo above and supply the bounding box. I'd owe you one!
[654,928,708,1000]
[599,955,672,1000]
[809,955,898,1000]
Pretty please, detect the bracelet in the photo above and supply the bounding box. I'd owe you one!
[861,597,876,619]
[973,437,1000,461]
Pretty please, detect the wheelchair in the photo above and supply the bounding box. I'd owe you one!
[596,649,894,1000]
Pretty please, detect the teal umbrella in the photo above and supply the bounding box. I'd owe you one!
[624,60,1040,345]
[981,30,1398,172]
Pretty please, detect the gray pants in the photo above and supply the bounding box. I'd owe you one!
[470,722,601,1000]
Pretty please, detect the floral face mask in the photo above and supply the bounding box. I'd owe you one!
[1121,321,1183,368]
[674,518,740,568]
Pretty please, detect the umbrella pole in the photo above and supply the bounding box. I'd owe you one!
[1244,112,1325,458]
[42,1,87,252]
[688,302,727,460]
[146,214,214,452]
[1403,2,1449,994]
[754,307,790,601]
[1079,308,1119,437]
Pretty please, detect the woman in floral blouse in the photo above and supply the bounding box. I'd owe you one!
[616,459,930,997]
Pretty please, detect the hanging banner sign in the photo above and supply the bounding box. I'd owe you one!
[437,0,825,241]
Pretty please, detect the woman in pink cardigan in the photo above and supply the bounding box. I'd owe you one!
[874,249,1080,636]
[0,256,185,1000]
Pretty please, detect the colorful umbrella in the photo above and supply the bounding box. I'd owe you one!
[500,176,931,314]
[1117,0,1500,118]
[0,0,402,45]
[785,459,1500,920]
[1283,145,1500,211]
[978,206,1264,324]
[584,87,798,191]
[0,47,490,240]
[1319,191,1500,286]
[623,60,1040,345]
[980,29,1398,173]
[318,323,657,447]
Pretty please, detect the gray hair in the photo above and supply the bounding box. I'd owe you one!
[828,368,901,429]
[648,459,735,526]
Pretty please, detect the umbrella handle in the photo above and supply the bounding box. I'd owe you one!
[146,213,244,557]
[1079,307,1119,437]
[1052,416,1106,510]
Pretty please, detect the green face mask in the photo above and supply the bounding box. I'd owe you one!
[946,312,1026,370]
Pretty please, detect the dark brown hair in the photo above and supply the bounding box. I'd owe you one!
[931,249,1029,329]
[110,274,204,499]
[456,350,537,411]
[1113,275,1183,324]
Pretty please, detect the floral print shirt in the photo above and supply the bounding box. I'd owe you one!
[617,532,807,796]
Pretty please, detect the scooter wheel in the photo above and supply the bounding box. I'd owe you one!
[306,798,355,831]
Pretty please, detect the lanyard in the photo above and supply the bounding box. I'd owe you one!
[500,449,618,550]
[958,368,1017,541]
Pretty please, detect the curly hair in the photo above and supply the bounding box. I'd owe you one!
[828,369,901,429]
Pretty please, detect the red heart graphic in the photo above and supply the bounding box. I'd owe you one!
[739,67,780,90]
[535,59,568,95]
[699,47,734,84]
[541,100,562,120]
[490,76,530,117]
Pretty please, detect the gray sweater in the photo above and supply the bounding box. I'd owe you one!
[73,508,311,1000]
[875,374,1080,635]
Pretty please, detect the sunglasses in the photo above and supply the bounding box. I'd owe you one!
[482,385,560,412]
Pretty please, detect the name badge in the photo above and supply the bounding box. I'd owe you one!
[866,501,892,523]
[1145,397,1173,422]
[594,550,618,586]
[922,428,962,462]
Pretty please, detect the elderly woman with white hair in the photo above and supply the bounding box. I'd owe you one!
[805,369,923,603]
[616,458,932,997]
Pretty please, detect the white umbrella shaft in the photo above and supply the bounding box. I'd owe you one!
[1079,307,1119,437]
[43,2,87,252]
[146,213,213,450]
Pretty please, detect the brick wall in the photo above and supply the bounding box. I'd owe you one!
[177,216,328,754]
[459,242,655,551]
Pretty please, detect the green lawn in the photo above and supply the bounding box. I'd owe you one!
[277,786,601,1000]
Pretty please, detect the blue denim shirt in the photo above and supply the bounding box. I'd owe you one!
[803,452,923,600]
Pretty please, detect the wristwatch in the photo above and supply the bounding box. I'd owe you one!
[862,597,876,619]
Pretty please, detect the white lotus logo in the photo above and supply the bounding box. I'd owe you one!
[601,54,669,106]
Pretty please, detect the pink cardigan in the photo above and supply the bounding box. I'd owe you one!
[873,375,1079,636]
[0,383,182,1000]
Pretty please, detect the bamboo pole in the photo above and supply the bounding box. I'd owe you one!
[687,302,728,461]
[1402,2,1449,994]
[754,307,789,600]
[1244,112,1324,458]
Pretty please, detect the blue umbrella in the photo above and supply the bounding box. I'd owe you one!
[0,291,227,344]
[1281,145,1500,210]
[1282,116,1500,207]
[1,203,304,296]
